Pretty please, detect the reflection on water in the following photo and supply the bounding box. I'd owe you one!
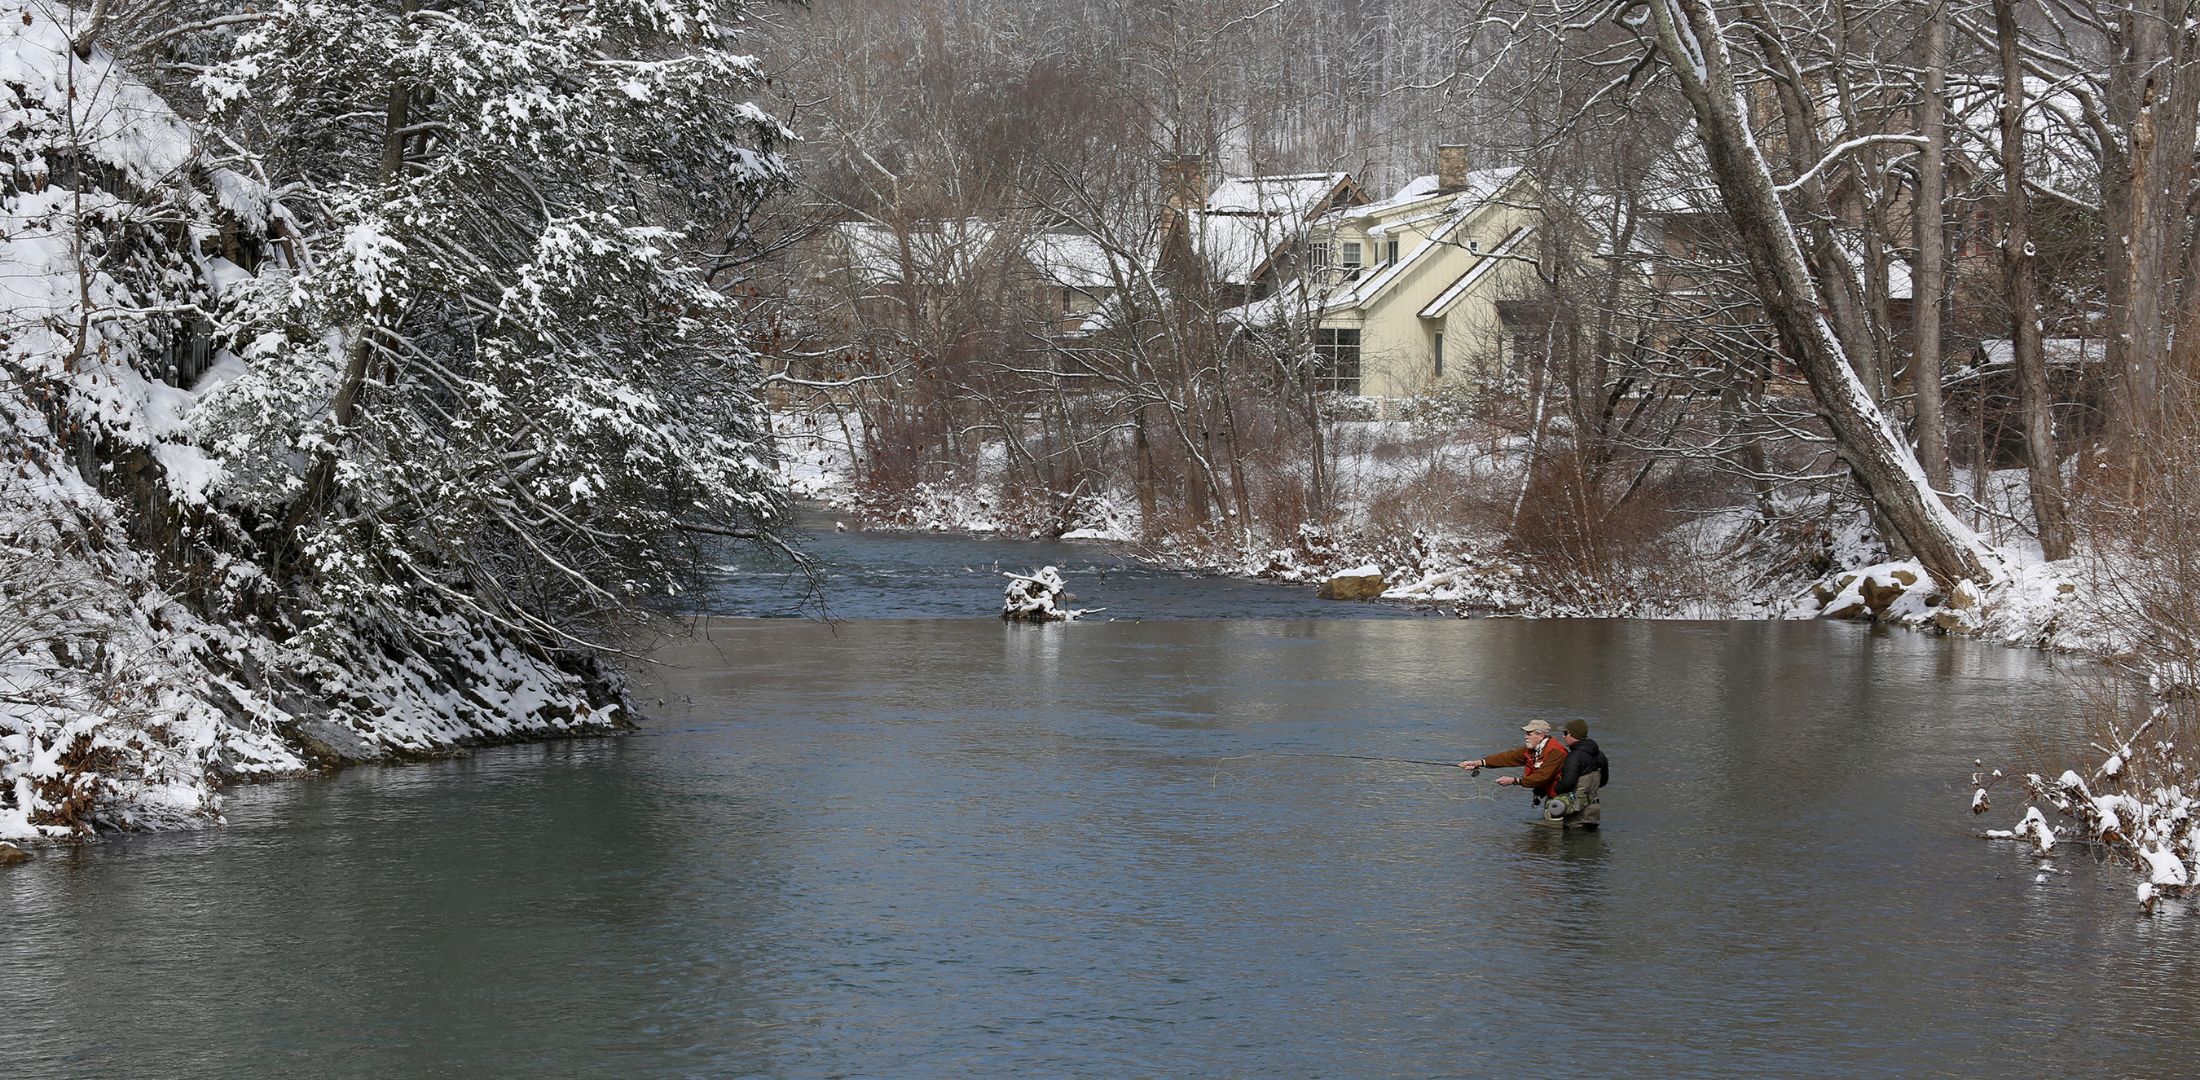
[4,617,2195,1077]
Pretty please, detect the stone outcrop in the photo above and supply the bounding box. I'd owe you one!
[1318,565,1387,601]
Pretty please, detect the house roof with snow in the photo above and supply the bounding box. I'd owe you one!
[1831,228,1915,300]
[821,219,1003,287]
[1334,174,1443,222]
[1184,211,1302,286]
[1416,224,1537,319]
[1316,167,1529,315]
[1943,76,2097,201]
[1204,172,1359,220]
[1178,172,1367,286]
[1214,167,1538,328]
[1024,231,1133,290]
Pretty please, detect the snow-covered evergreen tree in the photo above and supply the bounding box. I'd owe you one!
[190,0,792,644]
[1,0,792,837]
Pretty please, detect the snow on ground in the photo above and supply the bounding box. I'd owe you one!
[773,408,1137,539]
[1,408,625,841]
[772,409,861,501]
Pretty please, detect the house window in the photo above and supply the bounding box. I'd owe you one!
[1314,328,1362,395]
[1340,241,1363,280]
[1386,238,1400,264]
[1309,240,1332,272]
[1433,330,1444,378]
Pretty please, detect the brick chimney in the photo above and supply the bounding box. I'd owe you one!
[1161,155,1208,219]
[1436,145,1471,194]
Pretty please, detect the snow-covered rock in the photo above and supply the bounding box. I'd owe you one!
[1815,561,1938,621]
[1318,564,1387,601]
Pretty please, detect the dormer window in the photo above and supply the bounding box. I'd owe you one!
[1340,241,1363,280]
[1385,238,1400,263]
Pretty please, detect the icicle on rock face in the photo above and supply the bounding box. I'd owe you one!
[1002,566,1091,621]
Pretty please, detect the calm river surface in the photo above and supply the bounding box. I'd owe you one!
[5,515,2197,1078]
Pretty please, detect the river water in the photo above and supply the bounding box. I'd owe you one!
[5,515,2196,1077]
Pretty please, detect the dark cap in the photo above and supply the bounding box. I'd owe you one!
[1564,719,1589,739]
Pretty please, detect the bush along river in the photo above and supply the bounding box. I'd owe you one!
[3,508,2192,1078]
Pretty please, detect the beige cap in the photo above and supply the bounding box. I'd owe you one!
[1521,719,1553,735]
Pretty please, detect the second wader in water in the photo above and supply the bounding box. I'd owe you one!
[1543,718,1609,830]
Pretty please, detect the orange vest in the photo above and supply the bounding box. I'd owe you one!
[1526,739,1567,798]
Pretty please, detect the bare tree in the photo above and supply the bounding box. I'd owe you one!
[1990,0,2076,559]
[1630,0,2001,586]
[1912,1,1955,495]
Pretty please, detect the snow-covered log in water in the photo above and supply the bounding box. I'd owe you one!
[1001,567,1096,621]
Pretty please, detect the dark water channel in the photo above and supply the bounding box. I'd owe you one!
[694,505,1432,620]
[5,517,2197,1078]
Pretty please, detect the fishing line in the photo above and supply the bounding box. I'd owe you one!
[1207,752,1500,802]
[1287,752,1470,770]
[1213,751,1473,770]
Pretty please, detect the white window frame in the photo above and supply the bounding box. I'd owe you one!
[1313,328,1362,395]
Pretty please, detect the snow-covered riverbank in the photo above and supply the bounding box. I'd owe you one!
[4,3,748,847]
[775,408,2089,644]
[0,446,627,844]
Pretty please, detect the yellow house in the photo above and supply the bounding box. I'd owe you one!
[1302,147,1549,398]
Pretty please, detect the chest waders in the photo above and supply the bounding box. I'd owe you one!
[1541,771,1602,828]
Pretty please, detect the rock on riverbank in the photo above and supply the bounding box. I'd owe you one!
[1317,565,1387,600]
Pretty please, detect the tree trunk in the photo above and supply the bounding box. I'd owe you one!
[2176,184,2200,380]
[1646,0,2000,587]
[1133,404,1158,538]
[1303,384,1330,524]
[1911,4,1952,494]
[284,53,414,541]
[1219,378,1254,536]
[2101,3,2200,474]
[1993,0,2075,560]
[1830,0,1899,406]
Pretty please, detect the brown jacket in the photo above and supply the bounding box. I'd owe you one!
[1480,738,1568,798]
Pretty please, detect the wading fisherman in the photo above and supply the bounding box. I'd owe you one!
[1457,720,1569,822]
[1547,719,1608,830]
